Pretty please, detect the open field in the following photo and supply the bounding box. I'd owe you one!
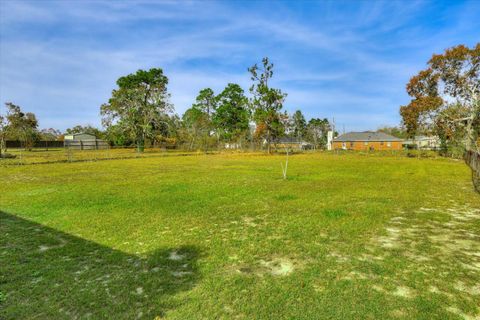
[1,152,479,319]
[0,148,443,166]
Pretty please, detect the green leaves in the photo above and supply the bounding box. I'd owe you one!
[101,68,173,152]
[3,102,39,150]
[214,84,250,141]
[306,118,331,148]
[192,88,216,116]
[116,68,168,90]
[292,110,307,140]
[248,58,287,151]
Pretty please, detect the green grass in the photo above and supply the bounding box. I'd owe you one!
[1,152,479,319]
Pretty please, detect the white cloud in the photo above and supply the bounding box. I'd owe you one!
[0,0,478,131]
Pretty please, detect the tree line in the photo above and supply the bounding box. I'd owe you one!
[2,46,477,157]
[1,58,333,154]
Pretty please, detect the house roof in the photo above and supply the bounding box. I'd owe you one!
[334,131,403,142]
[64,132,97,140]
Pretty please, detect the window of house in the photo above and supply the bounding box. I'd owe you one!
[387,142,392,147]
[342,142,346,149]
[380,141,384,146]
[364,142,368,146]
[350,142,354,147]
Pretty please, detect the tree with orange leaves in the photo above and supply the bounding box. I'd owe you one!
[400,44,479,153]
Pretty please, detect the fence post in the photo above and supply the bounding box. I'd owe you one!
[465,150,480,193]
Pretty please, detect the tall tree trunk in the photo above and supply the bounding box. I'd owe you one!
[464,150,480,193]
[465,118,474,152]
[463,96,479,193]
[189,136,195,151]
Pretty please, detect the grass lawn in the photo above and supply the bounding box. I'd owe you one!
[1,152,479,319]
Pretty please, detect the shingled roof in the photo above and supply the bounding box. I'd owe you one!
[334,131,403,142]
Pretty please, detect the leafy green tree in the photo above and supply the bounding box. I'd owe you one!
[164,114,182,144]
[248,57,287,153]
[65,125,103,138]
[5,102,39,150]
[182,107,210,150]
[101,68,173,152]
[192,88,216,118]
[39,128,62,141]
[184,88,218,151]
[306,118,331,149]
[104,124,132,146]
[291,110,307,140]
[377,126,408,139]
[213,83,250,146]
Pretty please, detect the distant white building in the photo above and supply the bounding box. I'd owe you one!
[64,133,96,141]
[64,132,108,150]
[403,135,441,150]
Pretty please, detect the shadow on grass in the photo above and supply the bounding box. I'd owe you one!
[0,211,202,319]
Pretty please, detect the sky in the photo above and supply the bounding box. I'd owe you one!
[0,0,479,132]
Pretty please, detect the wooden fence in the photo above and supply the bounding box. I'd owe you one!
[6,140,65,149]
[465,150,480,193]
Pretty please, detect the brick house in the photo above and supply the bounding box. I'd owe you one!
[332,132,403,151]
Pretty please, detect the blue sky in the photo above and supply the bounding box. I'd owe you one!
[0,0,479,131]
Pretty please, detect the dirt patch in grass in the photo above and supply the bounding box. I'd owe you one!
[392,286,415,299]
[454,281,480,296]
[260,258,294,276]
[446,306,479,320]
[38,237,67,252]
[376,203,480,260]
[342,270,373,281]
[389,309,407,318]
[168,251,185,261]
[328,251,350,263]
[233,257,302,277]
[322,201,480,317]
